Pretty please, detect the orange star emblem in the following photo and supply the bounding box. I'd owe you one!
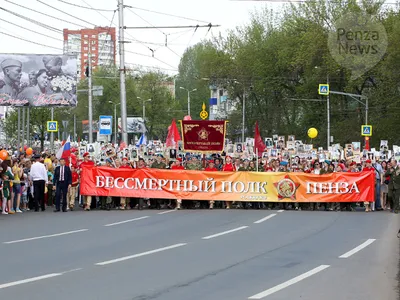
[198,128,209,140]
[273,175,300,200]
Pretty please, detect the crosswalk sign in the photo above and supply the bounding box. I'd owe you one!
[318,84,329,95]
[47,121,58,132]
[361,125,372,136]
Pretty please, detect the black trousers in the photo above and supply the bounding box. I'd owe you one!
[55,183,68,211]
[33,180,45,211]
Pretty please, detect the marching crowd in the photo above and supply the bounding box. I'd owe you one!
[0,147,398,215]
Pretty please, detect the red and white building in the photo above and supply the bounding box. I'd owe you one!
[63,27,117,79]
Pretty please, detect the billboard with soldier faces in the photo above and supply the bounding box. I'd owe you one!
[0,54,77,107]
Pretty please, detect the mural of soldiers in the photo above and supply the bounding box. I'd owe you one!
[0,59,22,98]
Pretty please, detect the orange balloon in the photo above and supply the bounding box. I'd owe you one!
[20,147,22,152]
[0,150,8,160]
[26,147,33,156]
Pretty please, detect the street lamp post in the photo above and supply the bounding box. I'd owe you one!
[234,81,246,143]
[109,101,121,144]
[137,96,152,125]
[179,87,197,116]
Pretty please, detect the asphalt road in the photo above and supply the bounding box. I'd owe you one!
[0,208,398,300]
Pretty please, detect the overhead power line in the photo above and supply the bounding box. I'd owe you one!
[36,0,97,27]
[4,0,87,28]
[54,0,115,12]
[124,24,220,29]
[125,5,211,24]
[0,31,63,51]
[126,7,166,35]
[98,10,117,67]
[0,7,63,34]
[1,18,63,42]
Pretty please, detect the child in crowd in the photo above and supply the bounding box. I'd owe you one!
[21,174,29,211]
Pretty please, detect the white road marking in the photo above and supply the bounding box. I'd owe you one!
[248,265,330,299]
[254,214,277,224]
[158,210,176,215]
[277,210,284,213]
[0,268,83,289]
[202,226,249,240]
[339,239,376,258]
[104,216,150,227]
[95,243,187,266]
[0,273,62,289]
[4,229,89,244]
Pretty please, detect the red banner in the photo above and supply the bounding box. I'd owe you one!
[181,120,227,152]
[80,167,375,202]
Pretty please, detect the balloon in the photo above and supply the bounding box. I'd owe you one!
[20,148,22,152]
[307,128,318,139]
[23,145,28,150]
[183,115,192,120]
[0,150,8,160]
[26,147,33,156]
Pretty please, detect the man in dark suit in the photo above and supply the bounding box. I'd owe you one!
[53,158,72,212]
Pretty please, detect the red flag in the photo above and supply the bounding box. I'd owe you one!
[254,121,266,157]
[365,137,370,151]
[166,119,181,148]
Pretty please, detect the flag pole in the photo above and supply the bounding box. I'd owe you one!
[256,148,259,172]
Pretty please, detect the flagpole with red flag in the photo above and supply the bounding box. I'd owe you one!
[166,119,181,149]
[254,121,266,157]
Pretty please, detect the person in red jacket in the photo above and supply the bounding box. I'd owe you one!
[223,156,234,209]
[119,158,131,210]
[79,152,95,211]
[171,158,185,170]
[120,157,132,169]
[171,158,184,209]
[205,160,218,209]
[205,160,218,172]
[363,159,375,212]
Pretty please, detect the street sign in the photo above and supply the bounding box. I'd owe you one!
[318,84,330,95]
[99,115,112,135]
[47,121,58,132]
[361,125,372,136]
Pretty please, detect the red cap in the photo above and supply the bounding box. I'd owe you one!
[350,161,357,166]
[83,152,90,157]
[122,157,128,161]
[366,159,372,163]
[177,158,182,162]
[208,160,215,164]
[226,156,232,160]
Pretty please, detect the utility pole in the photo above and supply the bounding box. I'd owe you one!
[118,0,128,144]
[88,50,93,143]
[73,114,76,142]
[242,88,246,143]
[187,90,191,116]
[50,107,54,150]
[22,107,25,146]
[27,107,30,147]
[327,74,330,150]
[114,104,117,144]
[17,107,20,154]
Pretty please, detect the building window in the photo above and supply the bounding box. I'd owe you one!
[83,47,88,50]
[84,40,88,44]
[91,35,96,38]
[91,40,96,45]
[84,53,87,57]
[84,34,88,38]
[92,47,96,51]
